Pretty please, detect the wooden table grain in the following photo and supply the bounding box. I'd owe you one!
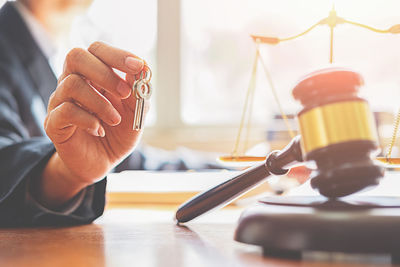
[0,206,396,267]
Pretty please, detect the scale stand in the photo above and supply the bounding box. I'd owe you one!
[234,195,400,263]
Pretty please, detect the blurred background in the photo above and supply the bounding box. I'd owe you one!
[1,0,400,158]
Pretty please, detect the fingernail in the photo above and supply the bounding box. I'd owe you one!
[125,57,144,73]
[98,126,105,137]
[117,81,131,98]
[110,111,122,125]
[90,128,100,136]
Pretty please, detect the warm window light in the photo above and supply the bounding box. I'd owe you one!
[181,0,400,126]
[216,3,400,164]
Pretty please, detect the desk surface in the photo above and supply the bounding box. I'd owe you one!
[0,206,396,267]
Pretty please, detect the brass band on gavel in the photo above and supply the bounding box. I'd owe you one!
[299,101,378,154]
[293,68,384,198]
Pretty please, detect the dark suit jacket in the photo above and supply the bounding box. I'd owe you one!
[0,2,106,227]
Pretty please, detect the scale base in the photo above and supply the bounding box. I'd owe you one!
[234,196,400,263]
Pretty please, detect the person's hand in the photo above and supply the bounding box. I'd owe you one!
[38,42,149,208]
[287,166,312,184]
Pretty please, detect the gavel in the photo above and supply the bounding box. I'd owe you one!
[176,68,384,223]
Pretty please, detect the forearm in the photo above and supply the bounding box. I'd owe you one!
[36,152,90,209]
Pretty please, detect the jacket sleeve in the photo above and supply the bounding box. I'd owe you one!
[0,70,106,227]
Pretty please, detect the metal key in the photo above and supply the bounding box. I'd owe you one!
[133,70,152,131]
[133,92,144,130]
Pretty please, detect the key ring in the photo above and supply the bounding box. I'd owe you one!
[142,67,152,84]
[134,80,152,100]
[134,67,152,84]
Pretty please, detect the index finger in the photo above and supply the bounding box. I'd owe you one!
[88,41,147,75]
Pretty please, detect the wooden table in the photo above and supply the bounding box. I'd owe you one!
[0,206,396,267]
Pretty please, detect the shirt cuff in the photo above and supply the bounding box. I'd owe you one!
[25,179,88,215]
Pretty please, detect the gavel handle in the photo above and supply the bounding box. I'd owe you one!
[175,136,303,223]
[175,163,271,223]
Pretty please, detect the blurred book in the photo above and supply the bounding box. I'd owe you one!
[266,113,298,150]
[106,170,273,206]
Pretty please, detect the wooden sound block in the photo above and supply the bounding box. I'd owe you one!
[234,196,400,262]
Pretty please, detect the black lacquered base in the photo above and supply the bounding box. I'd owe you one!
[234,196,400,263]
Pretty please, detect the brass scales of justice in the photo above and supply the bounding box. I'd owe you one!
[219,5,400,167]
[176,5,400,262]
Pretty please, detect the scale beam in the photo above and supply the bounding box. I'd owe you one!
[251,6,399,47]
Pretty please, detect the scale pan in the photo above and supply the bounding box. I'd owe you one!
[375,157,400,168]
[217,156,266,168]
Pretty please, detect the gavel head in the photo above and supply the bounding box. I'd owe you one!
[293,68,384,198]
